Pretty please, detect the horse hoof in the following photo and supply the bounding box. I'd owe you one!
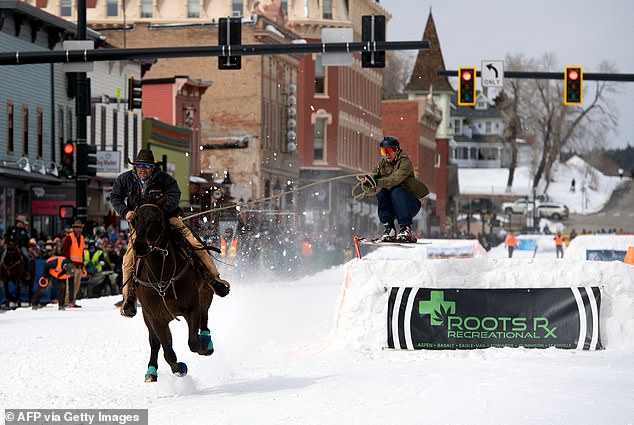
[145,366,158,382]
[173,362,188,377]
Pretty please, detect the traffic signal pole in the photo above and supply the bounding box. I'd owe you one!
[75,0,89,224]
[0,40,428,66]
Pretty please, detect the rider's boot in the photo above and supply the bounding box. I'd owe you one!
[195,250,230,297]
[120,274,137,318]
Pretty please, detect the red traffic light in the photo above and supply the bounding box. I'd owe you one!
[461,70,473,81]
[568,69,579,81]
[63,143,74,155]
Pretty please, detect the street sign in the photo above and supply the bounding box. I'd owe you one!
[321,28,353,66]
[481,60,504,87]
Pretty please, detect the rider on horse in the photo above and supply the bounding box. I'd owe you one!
[110,149,231,318]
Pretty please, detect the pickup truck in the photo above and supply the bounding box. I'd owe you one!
[501,199,536,214]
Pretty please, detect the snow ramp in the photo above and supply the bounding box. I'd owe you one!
[330,249,634,351]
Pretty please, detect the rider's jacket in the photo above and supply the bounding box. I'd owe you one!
[110,168,181,219]
[5,225,29,248]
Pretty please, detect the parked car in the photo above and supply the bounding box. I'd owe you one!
[501,198,536,214]
[460,198,493,214]
[537,202,569,220]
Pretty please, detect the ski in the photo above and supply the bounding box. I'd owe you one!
[353,235,431,258]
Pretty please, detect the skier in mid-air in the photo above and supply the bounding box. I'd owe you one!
[362,136,429,242]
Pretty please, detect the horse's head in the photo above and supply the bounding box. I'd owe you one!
[133,204,167,257]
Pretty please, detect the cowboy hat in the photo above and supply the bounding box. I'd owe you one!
[128,149,163,166]
[72,220,84,228]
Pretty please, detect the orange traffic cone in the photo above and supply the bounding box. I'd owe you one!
[624,246,634,265]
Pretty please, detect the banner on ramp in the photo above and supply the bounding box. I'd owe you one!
[387,287,602,350]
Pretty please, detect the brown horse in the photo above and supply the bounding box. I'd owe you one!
[1,242,34,308]
[131,203,216,382]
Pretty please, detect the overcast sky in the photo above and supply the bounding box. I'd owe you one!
[378,0,634,150]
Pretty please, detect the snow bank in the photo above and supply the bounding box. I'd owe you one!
[566,234,634,260]
[332,251,634,351]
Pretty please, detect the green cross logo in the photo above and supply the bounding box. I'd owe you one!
[419,290,456,326]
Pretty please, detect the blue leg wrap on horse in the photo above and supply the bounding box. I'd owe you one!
[199,330,214,351]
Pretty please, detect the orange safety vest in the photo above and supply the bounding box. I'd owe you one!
[47,256,72,280]
[554,234,564,247]
[301,241,313,256]
[506,234,517,247]
[69,232,85,264]
[220,238,238,258]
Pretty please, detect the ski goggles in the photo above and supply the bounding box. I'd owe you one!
[380,147,398,157]
[135,163,154,169]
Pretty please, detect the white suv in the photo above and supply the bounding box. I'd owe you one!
[537,202,569,220]
[501,199,536,214]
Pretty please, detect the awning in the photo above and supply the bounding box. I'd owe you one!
[190,175,209,184]
[0,166,62,184]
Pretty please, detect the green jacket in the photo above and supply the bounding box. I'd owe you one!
[372,151,429,199]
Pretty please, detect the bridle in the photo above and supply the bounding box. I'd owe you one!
[132,203,193,320]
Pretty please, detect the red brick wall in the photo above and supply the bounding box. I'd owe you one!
[381,100,421,172]
[143,83,174,124]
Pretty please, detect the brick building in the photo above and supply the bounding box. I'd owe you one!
[381,97,442,234]
[405,10,458,234]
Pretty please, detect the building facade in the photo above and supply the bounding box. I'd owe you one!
[405,10,456,234]
[0,2,147,236]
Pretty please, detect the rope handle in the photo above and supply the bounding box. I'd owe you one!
[351,174,377,201]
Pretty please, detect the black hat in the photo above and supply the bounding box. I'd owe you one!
[379,136,400,149]
[128,149,162,166]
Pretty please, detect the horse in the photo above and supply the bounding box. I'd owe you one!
[0,241,34,308]
[131,203,216,382]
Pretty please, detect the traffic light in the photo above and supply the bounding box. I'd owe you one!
[218,17,242,70]
[77,143,98,176]
[361,15,386,68]
[59,205,75,219]
[458,67,476,106]
[61,142,75,179]
[128,75,142,111]
[564,66,583,105]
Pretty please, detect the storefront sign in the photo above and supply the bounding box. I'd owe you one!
[387,287,602,350]
[97,151,120,173]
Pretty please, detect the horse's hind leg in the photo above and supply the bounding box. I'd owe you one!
[197,288,215,356]
[184,305,213,356]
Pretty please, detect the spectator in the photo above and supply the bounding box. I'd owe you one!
[32,256,74,310]
[62,220,86,308]
[506,232,517,258]
[554,231,564,258]
[220,228,238,260]
[84,242,103,276]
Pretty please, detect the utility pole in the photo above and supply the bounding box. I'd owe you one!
[75,0,89,224]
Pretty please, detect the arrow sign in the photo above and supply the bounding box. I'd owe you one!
[481,60,504,87]
[486,63,499,78]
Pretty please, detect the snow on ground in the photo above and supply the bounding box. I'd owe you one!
[459,156,629,214]
[2,237,634,425]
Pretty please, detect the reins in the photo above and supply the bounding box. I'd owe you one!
[132,204,191,321]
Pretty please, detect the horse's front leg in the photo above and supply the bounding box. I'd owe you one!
[149,318,188,377]
[142,313,160,382]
